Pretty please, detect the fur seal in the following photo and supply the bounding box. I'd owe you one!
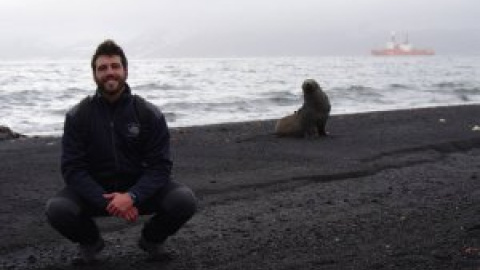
[275,79,331,138]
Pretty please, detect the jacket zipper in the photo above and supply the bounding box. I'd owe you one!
[109,109,119,190]
[110,121,119,169]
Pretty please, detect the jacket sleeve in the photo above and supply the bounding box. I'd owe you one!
[128,106,172,205]
[61,110,108,209]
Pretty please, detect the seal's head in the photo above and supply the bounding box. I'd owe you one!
[302,79,321,95]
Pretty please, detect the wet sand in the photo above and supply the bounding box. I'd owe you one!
[2,104,480,269]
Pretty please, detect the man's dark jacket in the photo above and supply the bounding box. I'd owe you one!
[61,85,172,209]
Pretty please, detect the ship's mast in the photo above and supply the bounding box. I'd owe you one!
[400,32,412,51]
[386,31,396,49]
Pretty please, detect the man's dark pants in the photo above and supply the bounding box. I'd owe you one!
[45,180,197,245]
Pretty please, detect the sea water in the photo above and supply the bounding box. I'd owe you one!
[1,56,479,136]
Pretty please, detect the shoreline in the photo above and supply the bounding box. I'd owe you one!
[6,103,480,139]
[2,104,480,269]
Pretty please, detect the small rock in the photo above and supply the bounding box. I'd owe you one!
[27,255,37,264]
[431,249,452,260]
[0,125,23,141]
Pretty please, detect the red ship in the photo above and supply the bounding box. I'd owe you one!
[371,32,435,56]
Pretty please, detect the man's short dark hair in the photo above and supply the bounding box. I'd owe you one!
[91,39,128,72]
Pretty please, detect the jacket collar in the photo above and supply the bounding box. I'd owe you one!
[95,83,132,105]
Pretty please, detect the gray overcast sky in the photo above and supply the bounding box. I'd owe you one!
[0,0,479,59]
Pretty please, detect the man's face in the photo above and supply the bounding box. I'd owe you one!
[93,55,127,97]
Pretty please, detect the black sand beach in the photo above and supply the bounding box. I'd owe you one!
[2,104,480,270]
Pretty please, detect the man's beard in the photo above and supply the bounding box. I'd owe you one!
[95,75,126,97]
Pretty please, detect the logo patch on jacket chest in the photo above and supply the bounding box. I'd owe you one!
[127,123,140,137]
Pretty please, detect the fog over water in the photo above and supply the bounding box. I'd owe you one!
[0,0,479,59]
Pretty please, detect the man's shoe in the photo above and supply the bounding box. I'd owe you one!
[138,237,172,261]
[72,238,105,265]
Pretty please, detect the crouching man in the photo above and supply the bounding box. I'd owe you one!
[45,40,197,264]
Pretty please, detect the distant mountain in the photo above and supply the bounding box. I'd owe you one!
[1,29,479,60]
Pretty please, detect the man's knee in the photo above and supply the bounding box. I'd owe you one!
[162,186,197,219]
[45,197,81,223]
